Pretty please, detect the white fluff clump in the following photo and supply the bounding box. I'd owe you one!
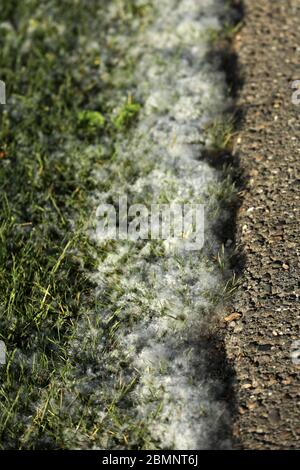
[76,0,234,449]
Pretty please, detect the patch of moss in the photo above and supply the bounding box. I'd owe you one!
[113,97,141,130]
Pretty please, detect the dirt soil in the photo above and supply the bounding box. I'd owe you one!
[225,0,300,449]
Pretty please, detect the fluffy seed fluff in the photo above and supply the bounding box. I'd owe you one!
[82,0,234,450]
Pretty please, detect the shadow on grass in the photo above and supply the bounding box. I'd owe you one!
[199,0,246,449]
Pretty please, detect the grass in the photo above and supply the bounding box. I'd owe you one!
[206,116,236,153]
[206,21,243,45]
[0,0,153,449]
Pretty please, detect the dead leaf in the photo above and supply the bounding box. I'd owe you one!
[247,402,257,410]
[224,312,242,322]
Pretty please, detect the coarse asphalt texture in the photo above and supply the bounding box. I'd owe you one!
[225,0,300,449]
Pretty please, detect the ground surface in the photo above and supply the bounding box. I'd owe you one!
[225,0,300,449]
